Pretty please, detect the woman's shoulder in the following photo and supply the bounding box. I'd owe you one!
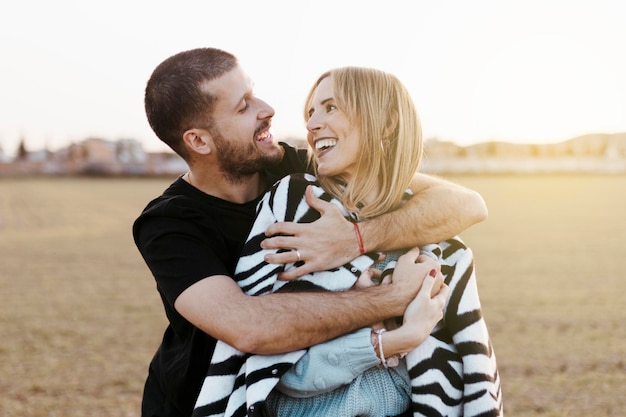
[278,172,319,184]
[270,173,321,193]
[263,173,350,218]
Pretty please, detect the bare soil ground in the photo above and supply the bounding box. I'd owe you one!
[0,174,624,416]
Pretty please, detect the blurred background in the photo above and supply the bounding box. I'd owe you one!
[1,1,624,416]
[1,0,625,157]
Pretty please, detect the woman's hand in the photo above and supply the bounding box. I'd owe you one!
[384,272,448,357]
[370,252,450,360]
[400,272,449,341]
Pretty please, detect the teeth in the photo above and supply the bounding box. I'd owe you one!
[315,139,337,150]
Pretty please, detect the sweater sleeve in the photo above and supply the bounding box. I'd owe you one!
[274,327,380,398]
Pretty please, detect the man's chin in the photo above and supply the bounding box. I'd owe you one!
[263,142,285,164]
[240,146,284,174]
[261,154,284,170]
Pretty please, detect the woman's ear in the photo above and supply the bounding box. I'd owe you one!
[183,129,212,155]
[383,110,399,139]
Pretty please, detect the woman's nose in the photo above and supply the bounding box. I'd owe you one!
[306,113,322,132]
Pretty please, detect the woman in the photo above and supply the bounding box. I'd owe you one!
[193,67,502,417]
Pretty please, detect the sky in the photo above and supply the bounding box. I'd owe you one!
[1,0,625,156]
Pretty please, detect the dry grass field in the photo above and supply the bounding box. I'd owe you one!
[0,174,624,417]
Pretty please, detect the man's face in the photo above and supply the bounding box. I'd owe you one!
[204,65,284,182]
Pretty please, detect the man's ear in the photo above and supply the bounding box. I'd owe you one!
[183,129,212,155]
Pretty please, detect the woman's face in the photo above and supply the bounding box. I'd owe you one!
[306,76,361,180]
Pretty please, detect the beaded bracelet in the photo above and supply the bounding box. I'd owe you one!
[373,329,400,368]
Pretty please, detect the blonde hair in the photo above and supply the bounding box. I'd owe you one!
[304,67,423,219]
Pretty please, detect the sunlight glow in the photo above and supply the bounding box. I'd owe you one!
[0,0,624,155]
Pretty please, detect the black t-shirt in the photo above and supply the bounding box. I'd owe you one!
[132,143,310,416]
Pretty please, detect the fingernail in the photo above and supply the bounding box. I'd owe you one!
[429,269,437,277]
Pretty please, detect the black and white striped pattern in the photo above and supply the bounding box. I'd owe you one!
[193,173,502,417]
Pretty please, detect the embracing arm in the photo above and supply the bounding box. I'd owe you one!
[275,264,448,398]
[175,248,436,354]
[262,173,486,280]
[361,172,487,252]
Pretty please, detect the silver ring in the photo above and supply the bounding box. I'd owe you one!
[295,250,301,262]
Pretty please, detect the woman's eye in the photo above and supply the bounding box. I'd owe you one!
[326,104,337,112]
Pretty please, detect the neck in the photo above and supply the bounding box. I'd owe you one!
[185,170,266,203]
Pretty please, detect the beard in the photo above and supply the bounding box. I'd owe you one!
[212,132,284,184]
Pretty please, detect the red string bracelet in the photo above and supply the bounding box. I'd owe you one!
[353,222,365,255]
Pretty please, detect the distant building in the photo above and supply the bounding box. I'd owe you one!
[1,133,625,176]
[0,146,10,163]
[144,152,189,176]
[0,137,187,176]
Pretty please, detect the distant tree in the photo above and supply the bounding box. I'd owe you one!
[530,144,540,157]
[44,142,52,160]
[16,137,28,160]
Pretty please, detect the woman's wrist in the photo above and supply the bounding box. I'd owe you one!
[380,326,424,357]
[371,328,411,368]
[353,222,366,255]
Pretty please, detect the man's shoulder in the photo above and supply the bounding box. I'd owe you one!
[270,142,312,176]
[132,193,193,241]
[275,172,318,185]
[137,187,196,219]
[132,180,211,234]
[137,178,236,219]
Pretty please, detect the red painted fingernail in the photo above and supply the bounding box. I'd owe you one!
[429,269,437,277]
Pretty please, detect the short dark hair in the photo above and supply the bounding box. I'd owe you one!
[144,48,238,158]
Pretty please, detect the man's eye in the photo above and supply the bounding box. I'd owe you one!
[239,102,249,113]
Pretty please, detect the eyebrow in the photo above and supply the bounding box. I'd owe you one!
[308,97,333,112]
[232,90,251,110]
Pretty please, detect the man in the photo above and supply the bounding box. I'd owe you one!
[134,47,487,417]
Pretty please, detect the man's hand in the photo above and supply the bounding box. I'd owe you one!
[390,247,443,301]
[261,185,359,280]
[350,249,449,357]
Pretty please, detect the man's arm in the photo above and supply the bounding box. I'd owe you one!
[365,172,488,251]
[261,173,487,280]
[175,247,437,354]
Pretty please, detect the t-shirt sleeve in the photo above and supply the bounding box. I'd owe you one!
[133,205,230,308]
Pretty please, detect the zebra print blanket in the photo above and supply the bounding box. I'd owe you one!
[193,173,502,417]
